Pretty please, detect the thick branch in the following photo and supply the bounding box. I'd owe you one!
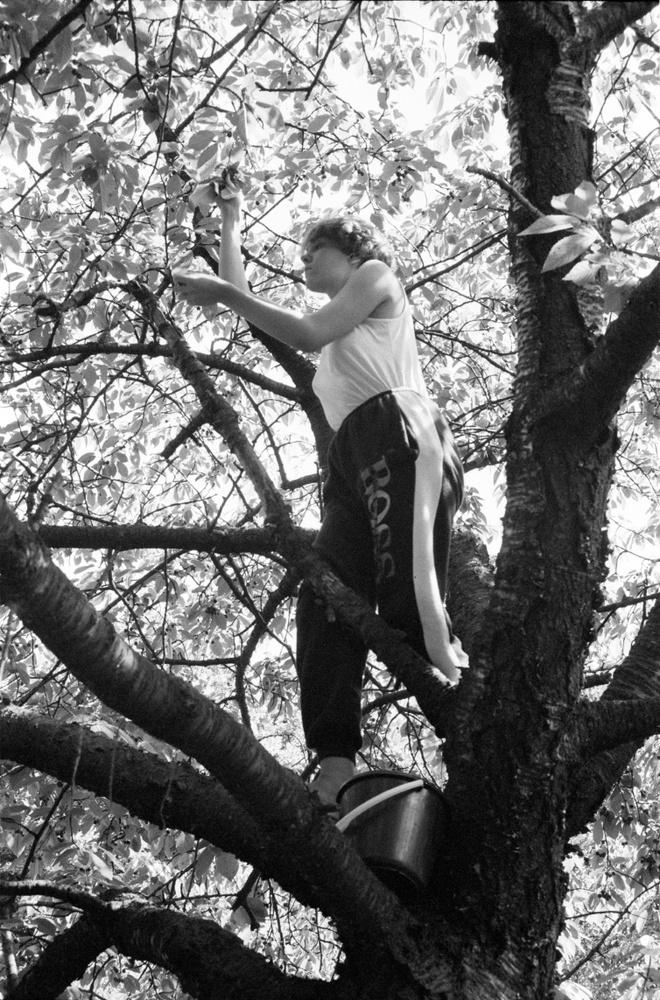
[539,263,660,435]
[509,1,574,43]
[36,521,288,555]
[580,1,658,54]
[36,518,485,738]
[0,0,95,87]
[106,898,335,1000]
[0,494,451,987]
[277,524,491,736]
[600,598,660,702]
[566,598,660,835]
[570,696,660,759]
[291,541,457,735]
[0,704,314,903]
[4,913,109,1000]
[446,528,494,657]
[0,884,334,1000]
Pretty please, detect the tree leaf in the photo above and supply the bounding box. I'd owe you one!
[610,218,633,246]
[519,215,580,236]
[574,181,598,204]
[551,182,598,219]
[555,983,593,1000]
[541,228,600,271]
[562,259,600,284]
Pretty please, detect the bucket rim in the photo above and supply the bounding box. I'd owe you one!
[337,769,444,802]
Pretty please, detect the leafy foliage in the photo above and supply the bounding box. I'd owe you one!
[519,179,657,307]
[0,1,659,998]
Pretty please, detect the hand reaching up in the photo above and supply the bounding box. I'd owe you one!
[219,166,245,225]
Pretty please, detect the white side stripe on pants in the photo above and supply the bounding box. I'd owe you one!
[395,391,469,683]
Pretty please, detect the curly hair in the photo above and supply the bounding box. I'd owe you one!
[301,215,394,267]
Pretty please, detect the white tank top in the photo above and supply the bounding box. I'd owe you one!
[312,300,427,430]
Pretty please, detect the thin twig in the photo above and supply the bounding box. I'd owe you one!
[467,165,543,219]
[598,590,660,613]
[405,230,507,293]
[174,1,281,138]
[304,0,361,99]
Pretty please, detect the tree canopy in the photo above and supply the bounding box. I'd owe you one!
[0,2,659,998]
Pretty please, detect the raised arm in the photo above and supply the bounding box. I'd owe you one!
[218,176,249,293]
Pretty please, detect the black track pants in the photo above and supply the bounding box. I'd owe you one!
[295,389,466,761]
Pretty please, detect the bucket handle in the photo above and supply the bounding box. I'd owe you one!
[336,778,424,833]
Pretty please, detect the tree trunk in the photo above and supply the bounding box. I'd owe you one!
[1,3,659,999]
[438,5,642,995]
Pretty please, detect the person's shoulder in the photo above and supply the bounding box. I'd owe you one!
[353,260,405,318]
[354,258,398,291]
[357,258,394,278]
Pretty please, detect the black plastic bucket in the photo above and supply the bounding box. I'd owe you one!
[336,770,448,902]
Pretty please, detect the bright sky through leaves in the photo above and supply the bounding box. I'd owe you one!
[0,2,659,997]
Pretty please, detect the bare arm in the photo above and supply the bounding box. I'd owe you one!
[172,260,399,353]
[218,180,249,293]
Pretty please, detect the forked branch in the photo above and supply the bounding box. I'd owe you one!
[539,263,660,435]
[0,881,334,1000]
[0,704,318,902]
[580,1,659,55]
[0,493,442,972]
[3,911,109,1000]
[571,696,660,759]
[565,598,660,835]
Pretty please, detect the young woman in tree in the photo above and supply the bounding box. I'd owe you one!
[173,178,468,810]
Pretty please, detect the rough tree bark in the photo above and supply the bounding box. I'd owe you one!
[441,3,660,996]
[1,3,659,999]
